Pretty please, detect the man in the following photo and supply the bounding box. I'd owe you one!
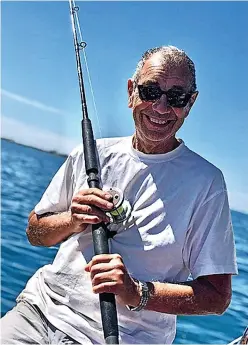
[1,46,237,344]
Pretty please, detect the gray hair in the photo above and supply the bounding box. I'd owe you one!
[132,45,197,92]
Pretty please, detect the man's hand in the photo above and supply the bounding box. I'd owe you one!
[70,188,114,233]
[26,188,114,247]
[85,254,140,307]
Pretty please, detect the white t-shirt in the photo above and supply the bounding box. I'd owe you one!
[18,136,238,344]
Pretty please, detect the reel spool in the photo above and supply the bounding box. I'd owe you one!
[105,187,131,224]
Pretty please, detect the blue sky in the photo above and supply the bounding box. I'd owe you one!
[1,1,248,213]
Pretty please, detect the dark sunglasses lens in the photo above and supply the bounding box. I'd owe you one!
[138,85,162,102]
[167,91,191,108]
[138,85,192,108]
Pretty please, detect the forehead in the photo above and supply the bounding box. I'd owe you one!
[138,53,191,89]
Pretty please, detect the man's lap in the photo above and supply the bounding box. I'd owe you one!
[0,300,79,345]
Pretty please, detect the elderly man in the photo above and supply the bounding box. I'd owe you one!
[1,46,237,344]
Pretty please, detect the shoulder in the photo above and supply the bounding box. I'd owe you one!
[96,136,132,158]
[183,146,227,194]
[67,143,84,158]
[65,136,131,166]
[68,137,130,154]
[96,136,131,151]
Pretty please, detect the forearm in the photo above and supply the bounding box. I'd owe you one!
[132,278,230,315]
[26,210,75,247]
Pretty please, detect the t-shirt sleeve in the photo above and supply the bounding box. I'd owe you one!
[34,154,75,215]
[183,189,238,279]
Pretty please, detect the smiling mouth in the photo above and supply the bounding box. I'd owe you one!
[146,115,172,126]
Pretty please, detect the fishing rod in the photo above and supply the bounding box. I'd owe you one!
[68,1,119,344]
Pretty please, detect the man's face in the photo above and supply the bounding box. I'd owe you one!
[128,53,198,146]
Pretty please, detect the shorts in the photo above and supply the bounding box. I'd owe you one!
[0,300,79,344]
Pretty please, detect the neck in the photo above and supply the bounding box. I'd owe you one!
[132,133,180,154]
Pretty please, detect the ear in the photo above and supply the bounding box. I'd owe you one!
[183,91,199,117]
[188,91,198,109]
[127,79,134,108]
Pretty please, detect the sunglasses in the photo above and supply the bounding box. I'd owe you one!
[137,84,194,108]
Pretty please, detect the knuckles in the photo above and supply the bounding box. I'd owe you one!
[91,273,103,285]
[70,202,82,212]
[71,204,92,215]
[71,195,82,204]
[71,212,80,222]
[92,283,119,295]
[90,264,104,275]
[91,254,123,265]
[112,254,122,261]
[71,212,83,221]
[91,255,105,264]
[113,268,125,279]
[87,195,95,203]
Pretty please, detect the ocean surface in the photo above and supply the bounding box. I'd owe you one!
[1,138,247,344]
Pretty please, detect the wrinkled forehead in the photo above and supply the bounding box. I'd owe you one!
[138,53,192,90]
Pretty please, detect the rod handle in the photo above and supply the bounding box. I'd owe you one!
[92,223,119,344]
[82,119,99,175]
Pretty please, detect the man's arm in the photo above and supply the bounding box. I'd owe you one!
[143,274,232,315]
[26,210,76,247]
[26,188,113,247]
[85,254,232,315]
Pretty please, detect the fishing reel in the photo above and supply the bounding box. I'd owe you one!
[104,187,131,224]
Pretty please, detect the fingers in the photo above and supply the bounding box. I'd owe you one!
[71,204,110,223]
[85,254,125,294]
[85,254,122,270]
[92,254,122,263]
[79,188,113,200]
[91,281,120,294]
[72,188,114,210]
[92,270,124,284]
[71,214,107,225]
[88,260,124,278]
[70,188,114,229]
[85,254,137,305]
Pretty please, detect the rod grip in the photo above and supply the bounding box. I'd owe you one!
[82,119,98,174]
[92,223,119,344]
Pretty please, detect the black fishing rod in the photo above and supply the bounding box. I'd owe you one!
[68,1,119,344]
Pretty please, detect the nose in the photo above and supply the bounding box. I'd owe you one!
[152,94,170,114]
